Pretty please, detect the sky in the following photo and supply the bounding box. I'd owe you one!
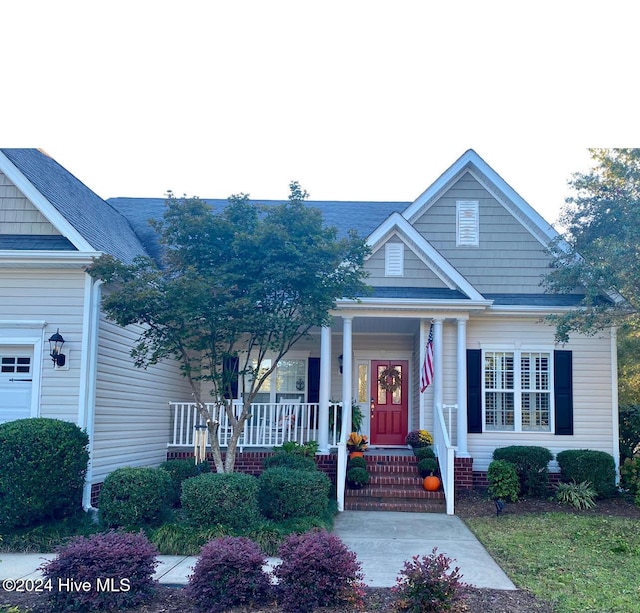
[3,1,638,226]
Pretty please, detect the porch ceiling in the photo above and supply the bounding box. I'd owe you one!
[333,317,419,334]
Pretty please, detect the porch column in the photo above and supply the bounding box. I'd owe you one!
[433,318,444,412]
[318,326,331,453]
[456,318,470,456]
[341,316,353,436]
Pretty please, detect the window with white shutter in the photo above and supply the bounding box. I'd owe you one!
[457,201,479,246]
[385,243,404,276]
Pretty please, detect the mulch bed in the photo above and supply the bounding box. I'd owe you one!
[3,492,637,612]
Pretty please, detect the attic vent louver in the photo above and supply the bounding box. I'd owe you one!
[385,242,404,276]
[457,201,479,246]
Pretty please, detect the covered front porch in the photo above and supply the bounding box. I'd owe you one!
[167,310,478,515]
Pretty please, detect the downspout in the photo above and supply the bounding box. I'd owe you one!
[611,326,620,482]
[81,277,103,511]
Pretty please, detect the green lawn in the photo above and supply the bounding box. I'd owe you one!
[464,513,640,613]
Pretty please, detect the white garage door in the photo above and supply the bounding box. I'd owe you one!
[0,346,33,423]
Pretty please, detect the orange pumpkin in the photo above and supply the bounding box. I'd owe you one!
[423,475,440,491]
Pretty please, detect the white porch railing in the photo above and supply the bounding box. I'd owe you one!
[434,403,457,515]
[169,401,343,449]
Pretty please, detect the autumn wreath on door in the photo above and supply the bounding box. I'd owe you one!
[377,366,402,393]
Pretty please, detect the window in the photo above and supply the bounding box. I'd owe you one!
[484,350,551,432]
[456,201,479,246]
[1,356,31,374]
[250,358,306,403]
[385,243,404,276]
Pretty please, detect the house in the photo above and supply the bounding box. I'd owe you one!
[0,148,619,514]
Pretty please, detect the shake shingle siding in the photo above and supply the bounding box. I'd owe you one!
[1,149,147,264]
[413,173,553,294]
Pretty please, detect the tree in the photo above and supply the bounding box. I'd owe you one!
[544,148,640,342]
[89,183,370,472]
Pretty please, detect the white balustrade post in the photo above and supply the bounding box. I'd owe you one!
[341,317,353,436]
[318,326,331,454]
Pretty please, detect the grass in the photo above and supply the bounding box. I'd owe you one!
[465,512,640,613]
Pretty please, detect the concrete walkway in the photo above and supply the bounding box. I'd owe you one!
[0,512,514,590]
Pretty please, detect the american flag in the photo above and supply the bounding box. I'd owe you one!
[420,322,434,393]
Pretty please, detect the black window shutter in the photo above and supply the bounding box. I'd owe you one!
[554,350,573,435]
[307,358,320,403]
[222,356,239,400]
[467,349,483,433]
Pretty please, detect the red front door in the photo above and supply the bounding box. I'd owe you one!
[370,360,408,445]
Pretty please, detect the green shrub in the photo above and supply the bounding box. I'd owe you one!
[159,458,210,506]
[263,453,317,471]
[556,449,617,499]
[98,467,172,528]
[181,472,261,531]
[493,446,552,497]
[148,523,226,555]
[393,548,468,613]
[258,467,331,521]
[619,404,640,462]
[413,446,436,461]
[417,458,438,478]
[347,456,367,470]
[346,467,370,487]
[276,440,319,456]
[620,456,640,495]
[487,460,520,502]
[0,418,89,529]
[555,481,597,510]
[41,531,158,612]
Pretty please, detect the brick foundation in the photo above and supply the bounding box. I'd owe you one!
[454,456,474,491]
[166,449,338,484]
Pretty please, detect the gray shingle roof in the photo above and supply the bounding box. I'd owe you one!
[0,235,76,250]
[107,197,409,263]
[1,149,148,264]
[370,287,469,300]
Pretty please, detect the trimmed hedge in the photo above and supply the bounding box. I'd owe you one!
[263,453,317,472]
[159,458,210,506]
[413,446,436,461]
[186,536,271,612]
[258,467,331,521]
[493,445,553,497]
[275,529,364,612]
[556,449,617,499]
[41,530,159,612]
[0,418,89,529]
[99,467,172,528]
[347,456,367,470]
[181,472,261,531]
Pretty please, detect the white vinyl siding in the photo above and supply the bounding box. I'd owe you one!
[456,200,479,246]
[385,243,404,276]
[0,269,86,423]
[463,317,616,472]
[91,313,193,482]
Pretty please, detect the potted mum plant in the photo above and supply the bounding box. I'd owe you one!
[405,429,433,454]
[346,432,369,458]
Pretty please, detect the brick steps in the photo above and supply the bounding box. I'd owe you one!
[344,453,446,513]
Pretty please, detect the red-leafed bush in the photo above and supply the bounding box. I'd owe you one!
[41,530,159,612]
[274,529,365,612]
[186,536,272,612]
[393,547,468,612]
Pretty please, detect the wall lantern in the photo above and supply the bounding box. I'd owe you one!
[48,329,66,367]
[338,354,343,374]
